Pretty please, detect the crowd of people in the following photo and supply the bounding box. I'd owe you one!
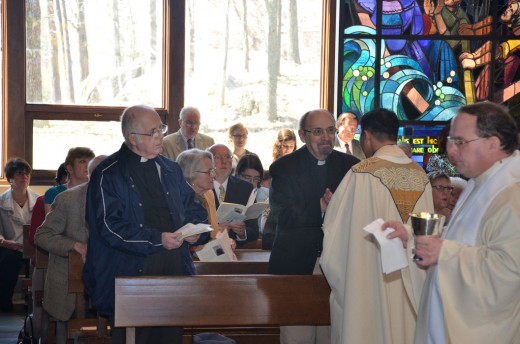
[0,101,519,344]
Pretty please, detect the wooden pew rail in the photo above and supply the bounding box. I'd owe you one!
[115,275,331,344]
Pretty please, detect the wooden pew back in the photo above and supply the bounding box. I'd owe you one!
[234,249,270,261]
[115,275,330,344]
[22,224,35,259]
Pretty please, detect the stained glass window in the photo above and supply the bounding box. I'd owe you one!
[339,0,515,121]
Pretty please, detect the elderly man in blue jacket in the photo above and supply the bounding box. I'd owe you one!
[83,105,208,344]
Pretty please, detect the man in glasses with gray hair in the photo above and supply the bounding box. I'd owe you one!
[267,109,359,344]
[83,105,208,344]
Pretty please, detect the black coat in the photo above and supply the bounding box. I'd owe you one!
[267,146,359,274]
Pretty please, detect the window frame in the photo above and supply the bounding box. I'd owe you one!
[3,0,336,185]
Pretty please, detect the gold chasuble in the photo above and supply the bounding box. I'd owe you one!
[353,157,430,223]
[321,145,434,344]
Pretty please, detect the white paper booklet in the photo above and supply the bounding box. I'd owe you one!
[195,230,237,262]
[177,223,213,240]
[363,218,408,274]
[216,202,269,225]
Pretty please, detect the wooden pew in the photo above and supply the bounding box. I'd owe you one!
[115,275,331,344]
[234,249,270,261]
[194,260,268,274]
[68,251,111,343]
[22,224,35,260]
[194,249,269,274]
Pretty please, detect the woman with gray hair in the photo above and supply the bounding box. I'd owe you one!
[176,149,220,239]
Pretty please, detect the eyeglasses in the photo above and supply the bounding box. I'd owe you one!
[196,168,216,176]
[214,155,233,161]
[15,171,30,177]
[432,185,454,193]
[303,126,337,137]
[130,124,168,138]
[232,134,248,140]
[184,121,200,127]
[240,174,261,183]
[341,126,357,133]
[447,136,484,147]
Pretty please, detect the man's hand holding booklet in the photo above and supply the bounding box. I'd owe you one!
[217,202,269,225]
[177,223,212,240]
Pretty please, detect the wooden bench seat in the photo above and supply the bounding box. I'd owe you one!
[115,275,331,344]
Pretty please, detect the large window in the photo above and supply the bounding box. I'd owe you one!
[25,0,165,171]
[2,1,334,183]
[26,0,163,106]
[184,0,323,166]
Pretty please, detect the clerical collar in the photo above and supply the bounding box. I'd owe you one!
[122,143,152,164]
[305,146,327,165]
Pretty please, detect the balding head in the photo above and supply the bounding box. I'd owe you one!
[88,155,107,179]
[120,105,158,145]
[120,105,165,159]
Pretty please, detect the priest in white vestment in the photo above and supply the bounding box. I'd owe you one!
[412,102,520,344]
[320,108,434,344]
[389,102,520,344]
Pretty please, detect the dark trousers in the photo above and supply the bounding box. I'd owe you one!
[110,315,182,344]
[0,247,22,312]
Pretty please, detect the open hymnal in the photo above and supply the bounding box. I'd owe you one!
[217,202,269,225]
[177,223,213,240]
[195,230,237,262]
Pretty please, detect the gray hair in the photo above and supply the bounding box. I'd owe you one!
[207,143,232,156]
[336,112,358,127]
[176,149,214,182]
[180,106,200,121]
[120,105,157,145]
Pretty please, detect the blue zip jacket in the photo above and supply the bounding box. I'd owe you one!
[82,143,208,316]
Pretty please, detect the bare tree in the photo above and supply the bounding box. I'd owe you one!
[289,0,301,64]
[56,0,75,102]
[221,0,231,105]
[111,0,122,98]
[266,0,281,121]
[187,0,195,74]
[149,0,157,67]
[275,0,281,76]
[77,0,89,82]
[47,0,62,102]
[26,0,42,102]
[233,0,250,71]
